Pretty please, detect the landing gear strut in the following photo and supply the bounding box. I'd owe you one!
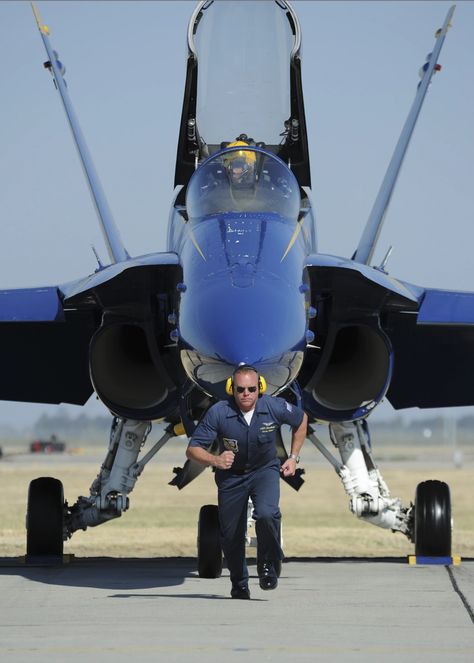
[25,417,185,558]
[308,421,414,537]
[307,420,453,556]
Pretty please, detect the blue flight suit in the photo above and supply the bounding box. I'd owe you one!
[188,394,305,585]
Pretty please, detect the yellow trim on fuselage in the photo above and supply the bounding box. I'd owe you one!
[178,213,206,261]
[280,217,303,262]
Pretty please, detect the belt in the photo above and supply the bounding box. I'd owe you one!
[230,459,278,475]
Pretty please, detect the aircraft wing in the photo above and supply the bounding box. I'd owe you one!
[0,286,96,405]
[0,253,181,406]
[385,287,474,409]
[302,256,474,420]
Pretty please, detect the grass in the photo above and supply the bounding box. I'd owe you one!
[1,447,473,558]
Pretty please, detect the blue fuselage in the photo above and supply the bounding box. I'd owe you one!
[167,149,315,398]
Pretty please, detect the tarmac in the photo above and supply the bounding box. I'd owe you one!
[1,556,474,662]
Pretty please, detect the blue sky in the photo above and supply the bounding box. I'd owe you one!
[0,1,473,428]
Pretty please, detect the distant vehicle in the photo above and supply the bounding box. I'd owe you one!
[30,436,66,454]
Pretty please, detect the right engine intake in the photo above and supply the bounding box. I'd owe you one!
[302,322,393,422]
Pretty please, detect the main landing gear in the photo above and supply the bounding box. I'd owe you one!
[25,415,452,562]
[25,417,185,559]
[308,420,452,556]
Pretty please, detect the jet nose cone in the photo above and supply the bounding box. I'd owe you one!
[179,276,307,395]
[181,277,306,361]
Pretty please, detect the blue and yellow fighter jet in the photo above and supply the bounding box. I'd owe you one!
[0,2,465,566]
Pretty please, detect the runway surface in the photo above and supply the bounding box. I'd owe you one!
[1,557,474,661]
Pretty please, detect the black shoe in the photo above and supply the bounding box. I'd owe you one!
[258,561,278,590]
[231,583,250,600]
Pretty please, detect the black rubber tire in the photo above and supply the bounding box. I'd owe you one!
[26,477,64,557]
[414,480,452,557]
[197,504,222,578]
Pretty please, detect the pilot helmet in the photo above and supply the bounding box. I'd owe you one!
[223,141,256,186]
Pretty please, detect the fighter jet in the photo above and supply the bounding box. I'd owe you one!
[1,1,465,568]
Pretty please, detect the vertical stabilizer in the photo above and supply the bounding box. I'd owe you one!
[31,2,129,264]
[353,6,455,266]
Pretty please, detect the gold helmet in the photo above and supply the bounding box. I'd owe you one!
[223,141,256,186]
[223,141,257,165]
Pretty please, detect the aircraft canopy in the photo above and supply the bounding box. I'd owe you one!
[186,147,301,219]
[191,0,295,145]
[175,0,311,189]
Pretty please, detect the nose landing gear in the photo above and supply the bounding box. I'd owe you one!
[196,500,283,579]
[197,504,223,578]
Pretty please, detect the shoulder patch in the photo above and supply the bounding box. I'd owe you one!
[285,402,293,412]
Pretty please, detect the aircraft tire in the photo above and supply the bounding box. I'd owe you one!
[414,480,451,557]
[197,504,222,578]
[26,477,64,557]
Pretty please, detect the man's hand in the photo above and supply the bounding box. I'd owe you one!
[280,457,297,477]
[215,450,235,470]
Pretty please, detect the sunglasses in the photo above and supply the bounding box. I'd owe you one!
[235,386,257,393]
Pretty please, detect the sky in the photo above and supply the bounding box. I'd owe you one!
[0,0,473,430]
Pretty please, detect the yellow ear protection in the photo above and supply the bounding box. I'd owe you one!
[225,365,267,395]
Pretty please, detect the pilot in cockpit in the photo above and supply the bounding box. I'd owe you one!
[222,139,257,188]
[190,135,295,217]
